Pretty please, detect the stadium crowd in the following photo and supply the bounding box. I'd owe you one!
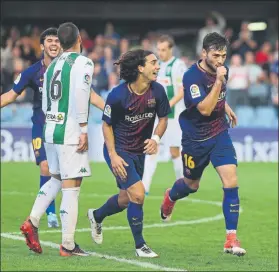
[1,17,278,128]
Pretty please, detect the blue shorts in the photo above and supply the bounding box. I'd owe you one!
[32,122,47,165]
[103,145,145,190]
[181,130,237,180]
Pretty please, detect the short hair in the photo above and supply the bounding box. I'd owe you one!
[57,22,79,50]
[40,27,58,45]
[202,32,229,52]
[114,49,153,83]
[157,34,175,48]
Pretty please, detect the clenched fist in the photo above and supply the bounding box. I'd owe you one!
[216,66,227,83]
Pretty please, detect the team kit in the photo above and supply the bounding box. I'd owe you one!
[0,22,246,258]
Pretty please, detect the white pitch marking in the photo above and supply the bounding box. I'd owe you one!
[1,233,187,271]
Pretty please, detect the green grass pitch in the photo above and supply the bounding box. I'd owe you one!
[1,162,278,271]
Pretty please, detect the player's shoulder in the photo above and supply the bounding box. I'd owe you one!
[174,58,185,67]
[74,54,94,67]
[108,82,127,102]
[183,62,203,82]
[151,81,165,94]
[23,60,42,76]
[15,60,42,84]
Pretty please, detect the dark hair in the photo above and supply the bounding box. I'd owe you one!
[202,32,229,52]
[114,49,153,83]
[57,22,79,50]
[40,27,58,44]
[157,34,175,48]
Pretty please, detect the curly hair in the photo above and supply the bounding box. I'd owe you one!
[114,49,153,83]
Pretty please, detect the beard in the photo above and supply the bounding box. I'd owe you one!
[80,44,83,54]
[205,58,217,73]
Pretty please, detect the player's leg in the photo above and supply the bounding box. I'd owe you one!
[141,119,160,195]
[20,143,62,253]
[211,130,246,256]
[168,120,184,180]
[170,146,184,180]
[126,181,158,258]
[39,160,59,228]
[88,189,129,244]
[32,124,58,227]
[142,152,159,195]
[160,140,211,221]
[58,144,91,256]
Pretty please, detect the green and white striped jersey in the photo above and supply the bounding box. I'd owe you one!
[42,52,94,144]
[157,57,187,119]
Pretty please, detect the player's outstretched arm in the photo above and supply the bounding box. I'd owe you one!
[0,89,19,108]
[197,66,226,116]
[90,89,105,111]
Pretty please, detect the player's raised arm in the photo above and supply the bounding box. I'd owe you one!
[90,88,105,111]
[0,89,19,108]
[197,66,226,116]
[1,68,31,108]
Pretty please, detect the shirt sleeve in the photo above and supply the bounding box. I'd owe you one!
[12,68,32,94]
[102,89,118,125]
[183,72,207,107]
[155,84,171,118]
[74,58,94,123]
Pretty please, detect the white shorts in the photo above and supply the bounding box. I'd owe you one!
[44,143,91,179]
[160,119,182,148]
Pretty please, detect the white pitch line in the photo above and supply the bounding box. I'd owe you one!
[1,233,187,271]
[7,212,225,235]
[1,191,222,206]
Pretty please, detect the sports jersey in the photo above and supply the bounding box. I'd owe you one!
[102,81,171,154]
[13,59,46,124]
[42,52,94,144]
[156,57,187,119]
[179,60,229,142]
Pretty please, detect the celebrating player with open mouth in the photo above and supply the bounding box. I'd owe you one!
[87,49,171,257]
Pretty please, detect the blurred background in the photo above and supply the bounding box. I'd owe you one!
[1,0,278,162]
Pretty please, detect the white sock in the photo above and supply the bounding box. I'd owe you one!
[30,177,61,227]
[60,187,80,250]
[172,156,184,180]
[142,152,159,193]
[226,229,237,234]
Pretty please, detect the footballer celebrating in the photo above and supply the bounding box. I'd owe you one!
[160,32,246,256]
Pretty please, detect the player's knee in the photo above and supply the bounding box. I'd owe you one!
[118,195,129,208]
[183,177,200,192]
[129,192,145,204]
[170,147,180,159]
[223,176,238,188]
[40,160,50,176]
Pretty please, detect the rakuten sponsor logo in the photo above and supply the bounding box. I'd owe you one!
[125,113,154,123]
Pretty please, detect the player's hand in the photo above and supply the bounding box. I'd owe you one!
[143,139,158,155]
[110,153,129,181]
[216,66,227,83]
[77,133,88,152]
[226,107,238,128]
